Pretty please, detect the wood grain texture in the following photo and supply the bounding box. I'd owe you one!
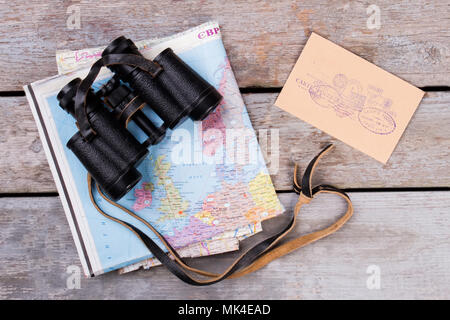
[1,191,449,299]
[1,0,449,90]
[0,97,54,193]
[1,92,449,193]
[246,91,450,190]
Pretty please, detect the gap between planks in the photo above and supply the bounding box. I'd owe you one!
[0,86,449,97]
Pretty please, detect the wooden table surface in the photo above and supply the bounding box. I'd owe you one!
[1,0,449,299]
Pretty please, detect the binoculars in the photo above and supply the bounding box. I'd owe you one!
[57,36,223,200]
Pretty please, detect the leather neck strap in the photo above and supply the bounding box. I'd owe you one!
[74,54,162,141]
[87,144,354,285]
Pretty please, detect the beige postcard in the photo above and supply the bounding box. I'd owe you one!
[274,32,424,163]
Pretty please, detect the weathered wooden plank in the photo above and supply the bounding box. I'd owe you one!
[246,91,450,190]
[1,0,449,90]
[1,92,449,193]
[1,191,449,299]
[0,96,55,193]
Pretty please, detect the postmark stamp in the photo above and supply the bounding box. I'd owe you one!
[358,108,396,135]
[296,73,397,135]
[308,84,340,109]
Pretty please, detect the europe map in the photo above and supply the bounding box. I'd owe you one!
[49,22,284,274]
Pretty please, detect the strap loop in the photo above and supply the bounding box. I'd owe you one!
[74,58,104,140]
[101,54,163,78]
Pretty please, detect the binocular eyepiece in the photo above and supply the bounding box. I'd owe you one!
[57,36,223,200]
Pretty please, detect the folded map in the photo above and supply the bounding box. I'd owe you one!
[25,21,284,276]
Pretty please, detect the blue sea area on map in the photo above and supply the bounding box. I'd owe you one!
[46,38,273,273]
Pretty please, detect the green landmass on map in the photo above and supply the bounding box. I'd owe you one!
[154,155,190,222]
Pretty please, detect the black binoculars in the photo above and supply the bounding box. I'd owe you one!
[57,36,223,200]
